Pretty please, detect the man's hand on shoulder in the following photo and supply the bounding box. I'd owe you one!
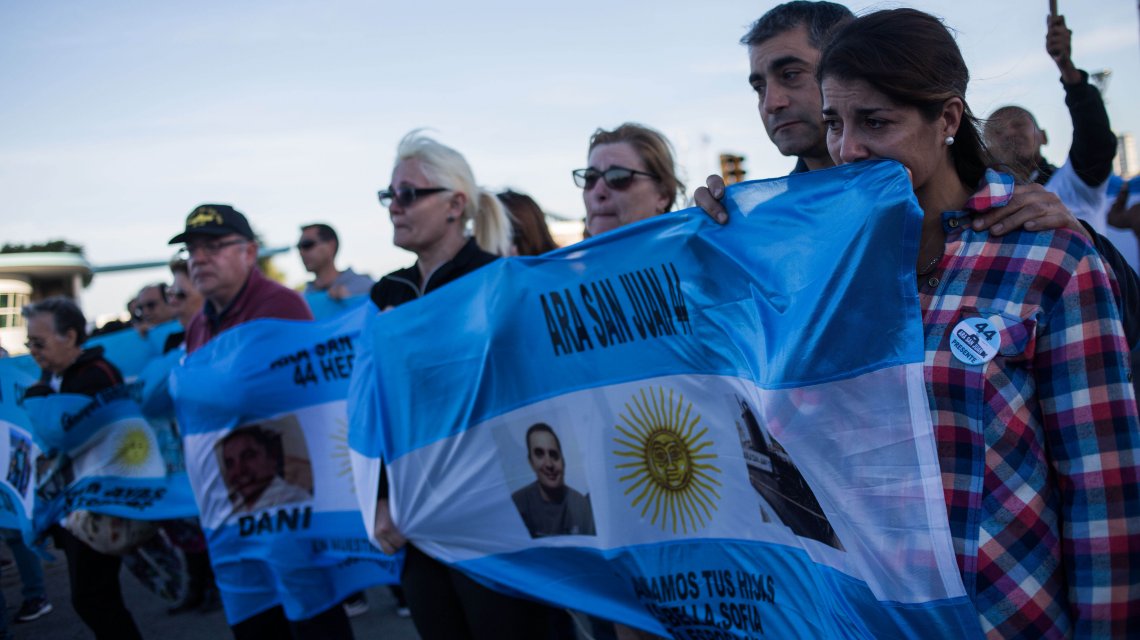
[971,182,1090,240]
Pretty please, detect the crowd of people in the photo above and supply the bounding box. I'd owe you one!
[8,3,1140,640]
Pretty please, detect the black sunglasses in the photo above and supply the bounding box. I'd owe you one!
[378,185,450,208]
[296,239,319,251]
[572,166,659,191]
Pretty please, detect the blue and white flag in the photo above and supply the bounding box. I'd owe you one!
[349,161,982,638]
[0,359,38,411]
[1102,174,1140,272]
[0,361,41,539]
[171,307,400,624]
[88,321,182,381]
[22,386,198,535]
[0,361,41,540]
[137,347,190,476]
[304,291,371,321]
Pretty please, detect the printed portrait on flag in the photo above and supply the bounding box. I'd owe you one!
[499,421,596,539]
[173,310,400,624]
[214,416,313,515]
[7,430,33,496]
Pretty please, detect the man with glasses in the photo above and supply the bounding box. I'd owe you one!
[133,283,176,337]
[168,205,347,638]
[297,223,373,301]
[168,204,312,354]
[161,259,205,354]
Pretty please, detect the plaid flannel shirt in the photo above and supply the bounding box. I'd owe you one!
[919,170,1140,638]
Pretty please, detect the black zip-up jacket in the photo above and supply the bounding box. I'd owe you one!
[24,345,123,399]
[370,237,497,310]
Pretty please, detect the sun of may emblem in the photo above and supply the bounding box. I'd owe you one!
[114,427,153,468]
[613,386,722,534]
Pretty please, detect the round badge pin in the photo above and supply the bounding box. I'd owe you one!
[948,317,1000,365]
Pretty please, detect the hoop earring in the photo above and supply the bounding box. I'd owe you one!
[945,136,955,146]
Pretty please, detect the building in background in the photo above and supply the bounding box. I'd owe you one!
[0,246,93,355]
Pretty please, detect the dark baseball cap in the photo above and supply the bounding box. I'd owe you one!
[168,204,255,244]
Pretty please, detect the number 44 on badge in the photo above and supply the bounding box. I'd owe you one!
[948,318,1001,366]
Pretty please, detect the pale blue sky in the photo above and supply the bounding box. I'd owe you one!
[2,0,1138,320]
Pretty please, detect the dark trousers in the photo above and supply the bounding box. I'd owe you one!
[56,528,143,640]
[402,543,567,640]
[231,602,353,640]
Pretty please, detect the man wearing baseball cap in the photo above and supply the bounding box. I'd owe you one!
[169,204,312,354]
[168,205,349,637]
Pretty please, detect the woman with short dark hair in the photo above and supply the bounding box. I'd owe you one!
[22,297,142,640]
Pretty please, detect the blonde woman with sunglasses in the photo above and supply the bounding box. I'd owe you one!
[370,132,565,640]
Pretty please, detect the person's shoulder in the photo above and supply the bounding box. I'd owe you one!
[565,486,590,505]
[371,265,419,308]
[985,225,1098,263]
[462,243,498,271]
[249,272,313,321]
[66,347,123,394]
[511,482,538,505]
[338,268,375,293]
[966,226,1107,311]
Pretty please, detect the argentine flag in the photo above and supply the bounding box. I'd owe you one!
[0,360,42,540]
[171,307,400,624]
[22,387,198,536]
[349,160,982,638]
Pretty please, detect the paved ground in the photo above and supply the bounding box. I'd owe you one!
[1,539,419,640]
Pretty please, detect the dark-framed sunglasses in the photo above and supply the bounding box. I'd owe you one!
[572,166,659,191]
[377,185,450,208]
[296,239,320,251]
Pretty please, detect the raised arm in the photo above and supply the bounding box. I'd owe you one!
[1049,15,1116,187]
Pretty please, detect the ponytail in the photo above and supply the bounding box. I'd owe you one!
[472,190,512,256]
[395,130,513,256]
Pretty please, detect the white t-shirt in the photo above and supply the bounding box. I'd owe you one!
[1044,159,1140,271]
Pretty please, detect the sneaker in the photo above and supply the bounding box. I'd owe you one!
[15,597,53,623]
[343,593,368,618]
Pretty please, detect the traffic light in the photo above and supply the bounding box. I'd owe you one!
[720,154,747,184]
